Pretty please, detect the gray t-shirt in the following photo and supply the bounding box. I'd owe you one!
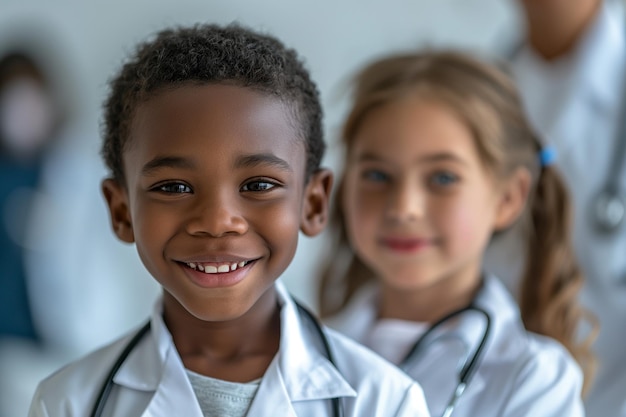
[186,369,261,417]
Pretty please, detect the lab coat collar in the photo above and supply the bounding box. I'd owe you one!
[112,300,203,416]
[329,276,516,350]
[112,282,355,416]
[111,299,170,391]
[472,275,519,329]
[271,280,356,402]
[328,276,521,398]
[325,281,379,344]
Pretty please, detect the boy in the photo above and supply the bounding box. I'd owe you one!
[27,23,430,417]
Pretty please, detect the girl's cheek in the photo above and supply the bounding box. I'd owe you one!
[444,201,495,255]
[445,205,480,247]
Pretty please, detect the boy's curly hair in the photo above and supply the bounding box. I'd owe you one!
[101,23,324,183]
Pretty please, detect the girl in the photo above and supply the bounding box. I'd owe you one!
[318,51,595,417]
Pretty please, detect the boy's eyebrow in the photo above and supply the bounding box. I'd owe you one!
[140,153,293,176]
[141,156,195,176]
[235,153,293,172]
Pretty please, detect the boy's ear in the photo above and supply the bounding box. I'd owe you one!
[300,168,334,237]
[101,178,135,243]
[494,167,532,231]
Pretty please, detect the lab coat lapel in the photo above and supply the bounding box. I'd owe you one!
[245,282,356,416]
[112,305,204,417]
[245,355,298,417]
[112,285,355,417]
[139,348,203,417]
[407,314,487,408]
[452,276,517,401]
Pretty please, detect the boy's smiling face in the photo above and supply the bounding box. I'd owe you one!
[102,84,331,323]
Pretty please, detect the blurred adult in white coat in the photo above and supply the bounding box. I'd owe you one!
[485,1,626,415]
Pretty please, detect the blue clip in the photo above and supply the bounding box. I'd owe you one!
[539,146,557,167]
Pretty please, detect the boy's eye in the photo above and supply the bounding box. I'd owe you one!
[152,182,192,194]
[430,171,458,187]
[361,169,390,183]
[241,180,276,192]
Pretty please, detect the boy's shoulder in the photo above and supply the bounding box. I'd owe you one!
[30,327,141,411]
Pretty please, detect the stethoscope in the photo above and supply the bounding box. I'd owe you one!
[90,300,490,417]
[90,300,343,417]
[591,3,626,234]
[398,304,491,417]
[591,75,626,233]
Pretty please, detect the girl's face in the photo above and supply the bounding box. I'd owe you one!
[343,97,512,300]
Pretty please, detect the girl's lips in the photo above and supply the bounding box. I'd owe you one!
[179,259,257,288]
[380,237,432,253]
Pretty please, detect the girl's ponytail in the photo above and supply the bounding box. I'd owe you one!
[520,163,597,394]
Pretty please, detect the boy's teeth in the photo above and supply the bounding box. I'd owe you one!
[186,261,249,274]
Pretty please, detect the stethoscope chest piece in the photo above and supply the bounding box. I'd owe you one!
[592,189,625,233]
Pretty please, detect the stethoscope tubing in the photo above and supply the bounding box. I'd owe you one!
[90,320,151,417]
[89,301,343,417]
[90,301,490,417]
[399,304,492,417]
[592,70,626,232]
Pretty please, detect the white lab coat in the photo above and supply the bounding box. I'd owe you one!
[486,2,626,416]
[326,277,584,417]
[27,281,430,417]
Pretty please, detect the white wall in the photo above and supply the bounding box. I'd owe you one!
[0,0,520,414]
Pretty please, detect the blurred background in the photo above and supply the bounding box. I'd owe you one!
[0,0,521,415]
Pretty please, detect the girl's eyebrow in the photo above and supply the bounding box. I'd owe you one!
[415,152,469,166]
[356,151,468,166]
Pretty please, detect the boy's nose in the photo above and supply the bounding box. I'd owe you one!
[186,192,248,237]
[385,180,424,222]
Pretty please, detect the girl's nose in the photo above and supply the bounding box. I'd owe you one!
[186,191,248,237]
[385,180,424,222]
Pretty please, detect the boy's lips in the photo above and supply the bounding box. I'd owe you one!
[177,257,260,288]
[184,259,253,274]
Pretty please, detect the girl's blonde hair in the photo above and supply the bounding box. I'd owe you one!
[318,50,596,392]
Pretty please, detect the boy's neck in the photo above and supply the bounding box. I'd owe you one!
[162,288,281,382]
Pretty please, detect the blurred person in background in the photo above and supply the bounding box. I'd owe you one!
[0,51,56,343]
[0,24,158,417]
[0,41,68,417]
[485,0,626,415]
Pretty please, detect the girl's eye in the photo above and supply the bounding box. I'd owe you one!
[430,171,458,187]
[361,169,390,183]
[153,183,192,194]
[241,181,276,192]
